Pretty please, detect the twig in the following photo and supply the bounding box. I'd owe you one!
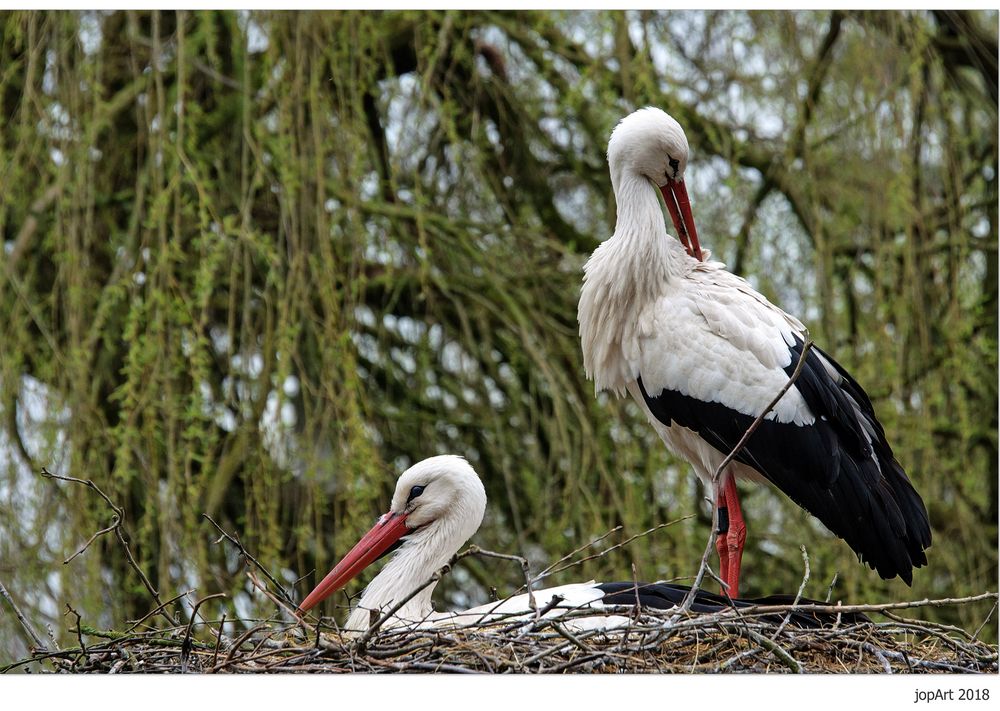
[825,572,839,603]
[724,592,999,616]
[212,623,268,672]
[882,610,974,639]
[45,623,61,651]
[631,562,642,616]
[677,340,814,615]
[550,621,591,652]
[126,589,196,633]
[862,642,894,673]
[859,643,984,673]
[971,601,998,642]
[65,604,86,664]
[64,520,120,564]
[1,651,76,674]
[532,525,622,581]
[746,628,801,673]
[538,517,693,581]
[180,593,226,673]
[528,594,569,624]
[521,639,573,667]
[385,660,482,673]
[771,545,810,639]
[463,546,536,613]
[0,578,47,651]
[548,652,606,673]
[353,562,455,649]
[211,613,226,669]
[203,513,294,606]
[40,468,166,619]
[246,569,300,619]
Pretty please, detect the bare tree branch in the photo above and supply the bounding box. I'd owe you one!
[0,579,47,651]
[40,467,168,622]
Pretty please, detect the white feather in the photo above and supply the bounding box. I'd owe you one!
[437,582,643,633]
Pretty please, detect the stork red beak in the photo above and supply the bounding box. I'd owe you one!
[297,511,410,614]
[660,178,703,261]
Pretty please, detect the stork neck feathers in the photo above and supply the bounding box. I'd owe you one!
[343,528,454,634]
[611,172,689,282]
[578,172,689,394]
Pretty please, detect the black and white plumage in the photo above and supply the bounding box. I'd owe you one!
[295,456,856,636]
[578,108,931,594]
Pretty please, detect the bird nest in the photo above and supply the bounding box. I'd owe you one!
[7,599,998,674]
[3,482,996,675]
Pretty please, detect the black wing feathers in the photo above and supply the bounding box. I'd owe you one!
[638,335,931,584]
[595,581,869,628]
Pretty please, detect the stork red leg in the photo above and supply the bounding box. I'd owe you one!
[721,474,747,598]
[715,488,730,593]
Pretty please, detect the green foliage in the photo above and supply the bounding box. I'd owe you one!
[0,10,996,660]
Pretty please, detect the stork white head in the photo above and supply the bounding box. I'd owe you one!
[607,107,702,260]
[608,107,690,186]
[297,455,487,614]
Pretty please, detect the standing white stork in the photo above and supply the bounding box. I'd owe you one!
[578,107,931,598]
[296,455,852,635]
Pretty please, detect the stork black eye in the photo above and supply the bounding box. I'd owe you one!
[407,485,426,503]
[667,156,680,178]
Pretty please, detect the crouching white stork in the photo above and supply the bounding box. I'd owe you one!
[296,456,855,635]
[577,108,931,598]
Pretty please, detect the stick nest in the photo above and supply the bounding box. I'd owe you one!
[5,475,995,675]
[11,603,998,674]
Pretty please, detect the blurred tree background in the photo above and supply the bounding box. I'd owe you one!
[1,10,996,662]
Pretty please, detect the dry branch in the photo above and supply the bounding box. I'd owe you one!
[40,468,168,623]
[0,579,47,651]
[771,546,811,640]
[536,517,693,583]
[204,513,295,607]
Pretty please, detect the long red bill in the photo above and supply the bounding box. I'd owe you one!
[660,178,703,262]
[298,511,410,614]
